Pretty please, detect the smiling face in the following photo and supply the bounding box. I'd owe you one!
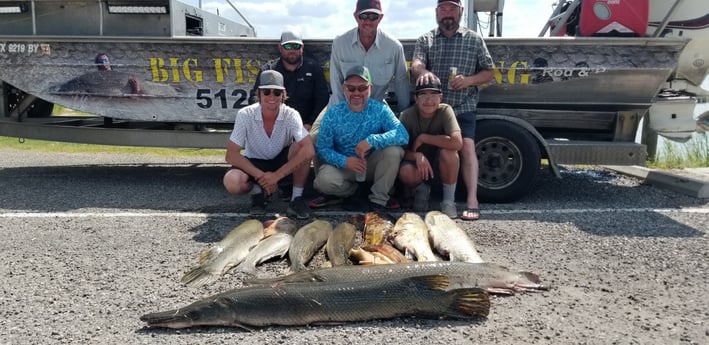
[355,11,383,38]
[415,91,443,117]
[343,76,371,113]
[258,88,286,112]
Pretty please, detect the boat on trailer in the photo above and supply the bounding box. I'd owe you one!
[1,0,707,202]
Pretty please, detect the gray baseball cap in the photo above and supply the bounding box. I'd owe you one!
[258,70,286,90]
[280,31,303,45]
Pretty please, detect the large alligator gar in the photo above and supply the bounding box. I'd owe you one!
[234,217,298,275]
[181,219,264,287]
[140,275,490,329]
[245,261,548,295]
[389,212,439,262]
[288,220,332,272]
[425,211,484,263]
[325,221,357,266]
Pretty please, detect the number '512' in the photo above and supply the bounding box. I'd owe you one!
[196,89,248,109]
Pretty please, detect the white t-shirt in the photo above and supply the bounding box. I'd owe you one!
[229,103,308,160]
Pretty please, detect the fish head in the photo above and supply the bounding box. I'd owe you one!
[263,216,297,237]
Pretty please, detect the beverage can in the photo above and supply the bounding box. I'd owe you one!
[448,67,457,89]
[355,171,366,182]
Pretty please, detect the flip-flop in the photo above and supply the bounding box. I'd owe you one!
[461,208,480,221]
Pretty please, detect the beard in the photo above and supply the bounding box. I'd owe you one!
[282,54,302,65]
[438,16,460,31]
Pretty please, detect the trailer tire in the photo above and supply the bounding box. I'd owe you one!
[474,120,541,203]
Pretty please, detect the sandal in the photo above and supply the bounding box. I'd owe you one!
[461,208,480,221]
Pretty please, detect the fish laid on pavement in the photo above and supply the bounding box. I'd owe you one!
[288,219,332,272]
[326,221,357,266]
[348,247,396,265]
[362,243,411,263]
[245,261,548,295]
[363,211,395,246]
[180,219,264,287]
[388,212,439,262]
[425,211,484,263]
[234,217,298,275]
[140,274,490,329]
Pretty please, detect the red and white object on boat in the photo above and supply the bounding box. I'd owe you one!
[580,0,649,36]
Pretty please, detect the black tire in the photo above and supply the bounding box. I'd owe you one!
[473,120,541,203]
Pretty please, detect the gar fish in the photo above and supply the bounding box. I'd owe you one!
[363,211,395,246]
[233,217,298,275]
[425,211,484,263]
[288,219,332,272]
[245,261,548,295]
[388,212,439,262]
[180,219,263,287]
[140,275,490,329]
[326,221,357,266]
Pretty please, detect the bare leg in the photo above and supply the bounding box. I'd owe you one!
[460,138,480,219]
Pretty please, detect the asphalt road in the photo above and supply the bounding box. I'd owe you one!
[1,148,707,345]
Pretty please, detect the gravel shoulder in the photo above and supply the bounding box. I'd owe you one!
[0,149,707,345]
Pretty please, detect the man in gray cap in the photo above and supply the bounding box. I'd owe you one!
[397,80,462,218]
[224,70,314,218]
[313,65,408,211]
[250,30,329,131]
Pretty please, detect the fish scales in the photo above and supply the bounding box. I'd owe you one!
[181,219,264,287]
[288,219,333,272]
[425,211,485,263]
[326,222,357,266]
[245,261,548,295]
[389,212,439,262]
[140,275,490,329]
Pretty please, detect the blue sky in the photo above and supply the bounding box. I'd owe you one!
[187,0,556,39]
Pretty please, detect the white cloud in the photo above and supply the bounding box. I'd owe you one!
[187,0,555,39]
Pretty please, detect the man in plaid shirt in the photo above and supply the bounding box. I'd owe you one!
[411,0,494,221]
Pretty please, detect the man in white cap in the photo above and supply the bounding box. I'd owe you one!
[250,30,329,131]
[224,70,314,218]
[411,0,495,221]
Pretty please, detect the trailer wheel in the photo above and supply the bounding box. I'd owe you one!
[474,120,541,203]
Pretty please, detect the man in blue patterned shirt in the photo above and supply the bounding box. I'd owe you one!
[314,66,409,211]
[411,0,494,221]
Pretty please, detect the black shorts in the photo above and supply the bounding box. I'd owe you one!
[231,147,289,181]
[456,111,477,140]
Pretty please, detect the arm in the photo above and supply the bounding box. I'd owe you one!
[315,112,349,168]
[392,44,411,112]
[272,136,314,181]
[412,131,463,152]
[328,44,345,108]
[410,35,439,85]
[365,105,409,150]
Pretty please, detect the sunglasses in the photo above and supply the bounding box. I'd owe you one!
[358,12,380,21]
[282,43,302,50]
[261,89,283,96]
[344,84,369,93]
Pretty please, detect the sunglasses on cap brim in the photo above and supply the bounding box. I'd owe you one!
[358,12,380,21]
[261,89,283,96]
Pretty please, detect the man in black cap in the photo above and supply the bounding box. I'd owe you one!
[251,30,329,131]
[313,65,408,211]
[411,0,495,221]
[397,81,462,218]
[224,70,314,218]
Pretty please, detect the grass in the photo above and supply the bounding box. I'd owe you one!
[648,132,709,169]
[0,136,225,157]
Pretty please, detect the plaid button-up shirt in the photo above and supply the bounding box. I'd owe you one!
[413,26,494,115]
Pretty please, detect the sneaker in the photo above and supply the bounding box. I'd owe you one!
[286,197,311,220]
[370,198,401,211]
[343,194,370,212]
[308,194,343,208]
[250,193,268,216]
[440,200,458,219]
[278,185,293,202]
[413,183,431,212]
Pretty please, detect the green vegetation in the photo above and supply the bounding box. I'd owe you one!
[0,136,224,157]
[648,132,709,169]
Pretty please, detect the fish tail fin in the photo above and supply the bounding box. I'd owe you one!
[180,266,219,287]
[445,288,491,318]
[234,262,256,275]
[197,247,222,264]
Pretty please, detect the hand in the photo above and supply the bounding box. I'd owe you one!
[449,75,472,91]
[346,157,367,174]
[355,140,372,159]
[256,171,280,195]
[415,153,434,181]
[416,72,440,87]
